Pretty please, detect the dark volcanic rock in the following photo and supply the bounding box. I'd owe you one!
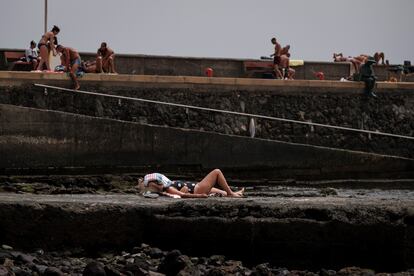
[83,261,106,276]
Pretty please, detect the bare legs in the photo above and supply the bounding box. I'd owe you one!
[102,56,117,73]
[194,169,244,197]
[36,45,49,71]
[96,56,103,73]
[69,63,80,90]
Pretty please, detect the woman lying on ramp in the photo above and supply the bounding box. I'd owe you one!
[137,169,244,198]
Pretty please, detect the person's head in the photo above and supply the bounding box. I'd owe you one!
[30,40,36,49]
[271,37,277,44]
[100,42,107,50]
[56,44,65,53]
[365,56,377,65]
[136,178,163,194]
[51,25,60,35]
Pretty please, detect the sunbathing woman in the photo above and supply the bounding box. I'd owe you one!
[333,53,362,73]
[36,25,60,71]
[137,169,245,198]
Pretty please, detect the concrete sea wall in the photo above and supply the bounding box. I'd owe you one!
[0,193,413,271]
[1,72,413,160]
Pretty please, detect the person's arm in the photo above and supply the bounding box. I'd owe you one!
[64,49,70,71]
[49,34,57,55]
[106,48,114,59]
[165,187,208,198]
[25,49,31,61]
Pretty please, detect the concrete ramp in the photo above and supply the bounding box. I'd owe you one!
[0,103,413,179]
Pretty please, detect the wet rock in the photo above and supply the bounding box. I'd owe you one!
[11,267,31,276]
[320,188,338,196]
[16,253,36,265]
[0,265,10,276]
[208,255,225,266]
[252,263,272,276]
[205,267,227,276]
[104,265,124,276]
[158,250,192,276]
[147,247,164,259]
[83,261,106,276]
[34,264,48,274]
[122,264,147,276]
[320,268,337,275]
[43,266,64,276]
[337,267,375,276]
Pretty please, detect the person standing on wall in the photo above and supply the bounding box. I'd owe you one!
[36,25,60,71]
[270,37,283,79]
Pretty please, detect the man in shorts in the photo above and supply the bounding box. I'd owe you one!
[270,37,283,79]
[56,45,81,90]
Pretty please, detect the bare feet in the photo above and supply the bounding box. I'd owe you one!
[228,188,245,197]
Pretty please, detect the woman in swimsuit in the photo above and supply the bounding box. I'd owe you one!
[36,25,60,71]
[137,169,245,198]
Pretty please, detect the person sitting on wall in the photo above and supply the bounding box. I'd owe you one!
[24,40,40,70]
[136,169,245,198]
[56,45,81,90]
[80,59,103,73]
[355,56,378,98]
[280,45,295,79]
[97,42,117,74]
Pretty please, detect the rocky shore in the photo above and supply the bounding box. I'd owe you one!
[1,174,414,275]
[1,243,413,276]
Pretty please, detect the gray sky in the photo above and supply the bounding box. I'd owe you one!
[1,0,413,63]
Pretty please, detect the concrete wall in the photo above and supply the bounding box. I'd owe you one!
[0,194,413,271]
[1,104,413,179]
[1,72,413,159]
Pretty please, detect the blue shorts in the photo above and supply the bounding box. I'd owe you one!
[71,57,81,66]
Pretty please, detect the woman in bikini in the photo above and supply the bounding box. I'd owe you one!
[137,169,245,198]
[36,25,60,71]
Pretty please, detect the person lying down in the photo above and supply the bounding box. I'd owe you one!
[136,169,245,198]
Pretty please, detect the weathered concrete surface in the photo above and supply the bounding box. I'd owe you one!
[1,103,413,179]
[1,71,414,158]
[0,192,413,271]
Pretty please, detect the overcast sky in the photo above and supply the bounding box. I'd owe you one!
[1,0,413,63]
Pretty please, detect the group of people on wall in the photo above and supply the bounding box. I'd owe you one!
[24,25,117,90]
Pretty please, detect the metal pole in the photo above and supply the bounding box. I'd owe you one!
[44,0,48,33]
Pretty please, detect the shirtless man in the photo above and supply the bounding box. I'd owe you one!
[270,37,283,79]
[56,45,81,90]
[97,42,117,73]
[36,25,60,71]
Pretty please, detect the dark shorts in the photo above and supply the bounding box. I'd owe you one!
[171,181,197,193]
[273,56,281,65]
[37,43,47,49]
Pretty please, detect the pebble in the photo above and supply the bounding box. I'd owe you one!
[1,245,12,250]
